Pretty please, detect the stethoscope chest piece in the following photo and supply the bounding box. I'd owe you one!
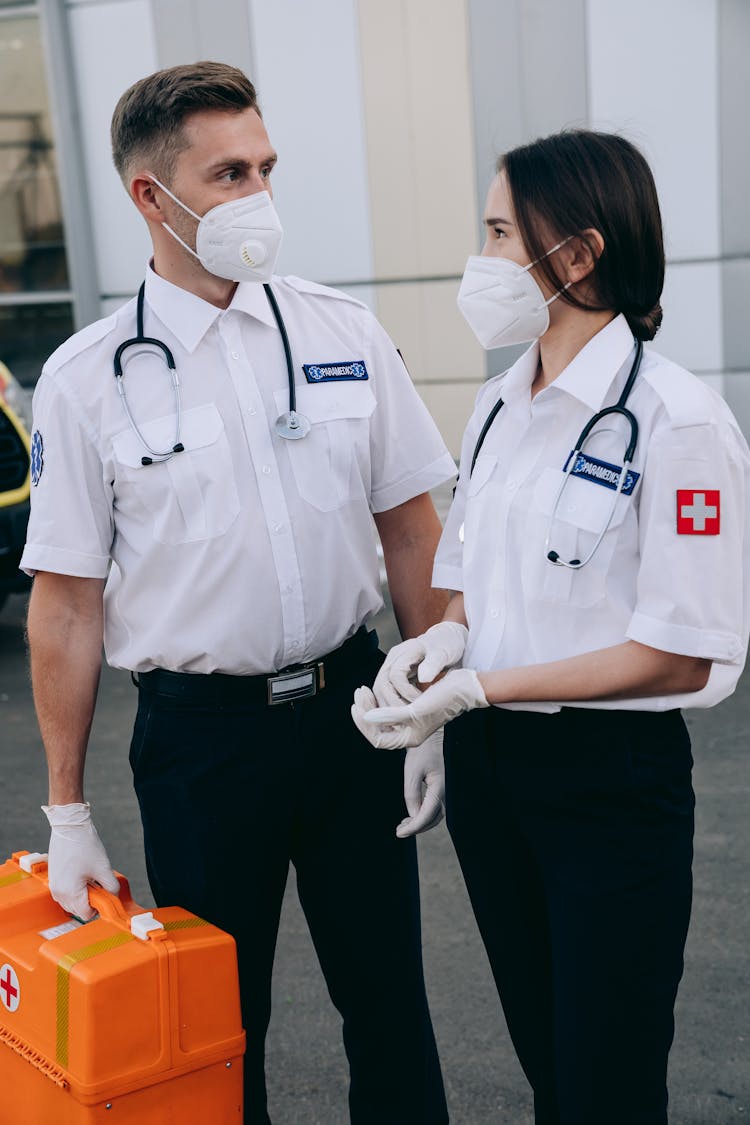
[275,410,311,440]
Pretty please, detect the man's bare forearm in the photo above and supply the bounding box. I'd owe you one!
[26,573,105,804]
[375,493,450,639]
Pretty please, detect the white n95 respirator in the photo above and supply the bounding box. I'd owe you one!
[457,239,571,349]
[149,175,283,284]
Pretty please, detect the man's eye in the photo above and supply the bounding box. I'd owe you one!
[261,166,272,180]
[222,169,241,182]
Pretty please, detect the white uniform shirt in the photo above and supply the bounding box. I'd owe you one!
[22,268,456,674]
[434,314,750,712]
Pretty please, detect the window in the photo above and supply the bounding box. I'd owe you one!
[0,3,73,385]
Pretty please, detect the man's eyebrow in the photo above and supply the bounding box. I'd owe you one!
[208,152,278,170]
[484,216,513,227]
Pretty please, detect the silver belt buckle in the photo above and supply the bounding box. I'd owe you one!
[267,662,324,705]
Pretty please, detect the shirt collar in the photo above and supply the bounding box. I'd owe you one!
[549,314,637,410]
[143,265,277,353]
[498,314,636,411]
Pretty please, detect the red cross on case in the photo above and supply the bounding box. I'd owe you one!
[0,963,19,1012]
[676,489,720,535]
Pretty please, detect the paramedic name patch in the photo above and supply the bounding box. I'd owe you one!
[0,963,20,1012]
[676,489,720,535]
[30,430,44,486]
[563,451,640,495]
[303,360,368,384]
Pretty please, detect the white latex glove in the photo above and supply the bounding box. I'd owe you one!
[372,622,469,706]
[398,729,445,838]
[354,668,489,749]
[42,802,120,921]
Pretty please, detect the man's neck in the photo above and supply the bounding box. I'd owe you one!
[151,245,237,310]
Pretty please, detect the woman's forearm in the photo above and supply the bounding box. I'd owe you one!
[477,640,711,706]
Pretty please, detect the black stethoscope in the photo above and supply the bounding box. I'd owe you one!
[461,337,643,569]
[113,281,310,466]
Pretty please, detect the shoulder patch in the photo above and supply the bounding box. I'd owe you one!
[280,274,368,310]
[44,302,134,377]
[639,350,725,430]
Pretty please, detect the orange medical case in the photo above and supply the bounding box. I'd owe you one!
[0,850,245,1123]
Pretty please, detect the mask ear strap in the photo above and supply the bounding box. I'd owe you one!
[146,172,202,222]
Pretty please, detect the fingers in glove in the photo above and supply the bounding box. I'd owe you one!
[396,791,445,838]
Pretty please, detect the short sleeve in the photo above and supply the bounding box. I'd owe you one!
[20,374,113,578]
[626,419,750,664]
[365,317,456,512]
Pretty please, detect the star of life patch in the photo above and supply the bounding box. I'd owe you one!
[676,489,720,534]
[30,430,44,486]
[302,360,368,383]
[563,450,640,495]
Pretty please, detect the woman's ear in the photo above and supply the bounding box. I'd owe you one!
[562,228,605,284]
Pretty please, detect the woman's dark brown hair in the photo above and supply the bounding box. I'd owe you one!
[499,130,665,340]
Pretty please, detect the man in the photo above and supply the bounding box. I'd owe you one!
[22,62,454,1124]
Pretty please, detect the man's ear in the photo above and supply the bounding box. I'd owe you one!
[562,228,605,284]
[130,173,164,222]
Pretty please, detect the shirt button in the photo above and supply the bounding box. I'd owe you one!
[262,465,272,475]
[248,406,257,416]
[231,350,240,360]
[506,479,517,491]
[566,503,576,513]
[490,609,500,619]
[273,524,284,534]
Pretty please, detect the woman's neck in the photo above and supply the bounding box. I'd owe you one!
[532,308,617,397]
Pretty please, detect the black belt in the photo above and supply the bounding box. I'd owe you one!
[136,626,378,706]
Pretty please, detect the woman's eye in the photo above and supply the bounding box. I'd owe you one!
[494,227,506,239]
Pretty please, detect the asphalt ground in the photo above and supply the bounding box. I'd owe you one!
[1,588,748,1124]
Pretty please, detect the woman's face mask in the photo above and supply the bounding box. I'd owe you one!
[457,238,572,350]
[149,174,283,284]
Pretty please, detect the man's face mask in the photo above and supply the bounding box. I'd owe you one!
[149,174,284,284]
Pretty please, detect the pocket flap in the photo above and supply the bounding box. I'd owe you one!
[113,403,224,467]
[273,383,376,424]
[534,466,630,534]
[467,453,497,497]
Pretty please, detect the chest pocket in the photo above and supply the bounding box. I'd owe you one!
[112,403,240,545]
[275,383,376,512]
[522,466,633,608]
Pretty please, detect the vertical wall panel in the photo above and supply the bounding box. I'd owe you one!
[152,0,254,74]
[247,0,374,285]
[587,0,720,262]
[68,0,159,301]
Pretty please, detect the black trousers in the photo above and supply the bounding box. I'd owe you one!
[129,642,447,1125]
[444,706,694,1125]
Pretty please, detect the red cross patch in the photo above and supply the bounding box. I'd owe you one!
[676,490,720,535]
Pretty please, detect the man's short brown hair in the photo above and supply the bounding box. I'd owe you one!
[111,61,259,186]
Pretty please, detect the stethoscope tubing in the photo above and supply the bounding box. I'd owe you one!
[462,336,644,568]
[113,279,303,463]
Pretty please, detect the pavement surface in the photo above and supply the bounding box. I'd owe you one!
[1,587,748,1124]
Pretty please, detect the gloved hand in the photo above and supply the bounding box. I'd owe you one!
[353,668,489,749]
[42,802,120,921]
[372,621,469,706]
[398,729,445,839]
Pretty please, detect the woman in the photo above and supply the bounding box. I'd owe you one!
[352,130,750,1125]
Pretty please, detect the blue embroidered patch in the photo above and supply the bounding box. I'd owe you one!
[563,450,640,495]
[303,360,368,383]
[30,430,44,486]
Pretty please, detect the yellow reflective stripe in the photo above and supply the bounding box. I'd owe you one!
[0,871,30,889]
[56,932,134,1067]
[162,918,209,932]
